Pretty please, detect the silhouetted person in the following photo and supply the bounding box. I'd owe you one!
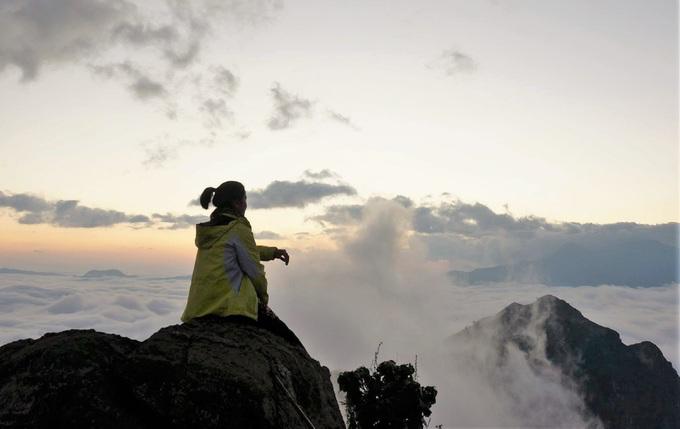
[181,181,303,348]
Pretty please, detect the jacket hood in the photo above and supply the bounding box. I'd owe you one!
[195,214,251,250]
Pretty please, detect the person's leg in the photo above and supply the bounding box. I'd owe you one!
[257,304,306,349]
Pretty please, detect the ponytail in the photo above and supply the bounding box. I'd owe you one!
[199,181,245,210]
[199,187,216,209]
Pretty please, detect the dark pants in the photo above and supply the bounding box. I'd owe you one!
[226,304,305,350]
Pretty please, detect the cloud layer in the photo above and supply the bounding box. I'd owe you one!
[1,198,677,427]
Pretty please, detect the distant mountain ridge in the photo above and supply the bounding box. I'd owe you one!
[450,295,680,428]
[449,239,678,287]
[0,268,63,276]
[80,269,134,278]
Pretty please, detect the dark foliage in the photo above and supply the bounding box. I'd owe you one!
[338,360,437,429]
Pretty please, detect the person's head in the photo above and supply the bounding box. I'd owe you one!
[200,181,247,216]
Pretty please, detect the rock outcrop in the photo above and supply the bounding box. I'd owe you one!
[0,316,345,428]
[450,295,680,429]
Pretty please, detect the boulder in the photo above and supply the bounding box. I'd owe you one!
[0,316,345,428]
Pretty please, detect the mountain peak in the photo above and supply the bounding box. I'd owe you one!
[81,269,131,278]
[450,296,680,428]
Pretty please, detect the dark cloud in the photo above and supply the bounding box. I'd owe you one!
[49,200,149,228]
[1,191,150,228]
[431,48,478,76]
[392,195,414,209]
[413,201,550,236]
[0,0,135,81]
[314,197,678,270]
[311,196,412,226]
[267,83,313,130]
[0,0,280,159]
[0,0,282,81]
[130,76,166,100]
[112,21,178,46]
[311,204,365,226]
[152,213,206,230]
[249,180,357,209]
[0,191,52,212]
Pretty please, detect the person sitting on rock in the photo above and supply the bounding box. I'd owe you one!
[181,180,303,348]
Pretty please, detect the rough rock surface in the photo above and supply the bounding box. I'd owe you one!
[451,295,680,429]
[0,316,345,428]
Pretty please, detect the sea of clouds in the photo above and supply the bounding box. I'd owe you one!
[1,200,677,428]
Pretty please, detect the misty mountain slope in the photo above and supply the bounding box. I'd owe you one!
[449,295,680,429]
[449,239,679,287]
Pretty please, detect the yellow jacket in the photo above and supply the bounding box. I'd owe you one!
[181,212,276,322]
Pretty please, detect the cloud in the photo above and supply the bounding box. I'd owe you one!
[0,0,136,81]
[311,196,411,226]
[311,204,364,226]
[412,201,552,235]
[129,75,166,100]
[0,0,282,81]
[0,274,187,345]
[0,191,52,212]
[267,198,679,426]
[194,66,239,128]
[430,48,478,76]
[209,65,239,96]
[141,141,179,167]
[50,200,150,228]
[112,20,178,46]
[314,197,679,270]
[326,109,360,130]
[248,180,357,209]
[0,0,282,164]
[267,82,314,130]
[254,230,283,240]
[0,191,150,228]
[152,213,206,230]
[303,169,340,180]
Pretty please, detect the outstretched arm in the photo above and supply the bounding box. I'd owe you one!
[258,246,290,265]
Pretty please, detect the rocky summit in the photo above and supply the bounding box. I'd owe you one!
[0,317,345,429]
[451,295,680,429]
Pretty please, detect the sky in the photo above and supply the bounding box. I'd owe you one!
[0,1,678,426]
[0,0,678,276]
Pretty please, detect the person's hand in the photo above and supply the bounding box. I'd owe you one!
[273,248,289,265]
